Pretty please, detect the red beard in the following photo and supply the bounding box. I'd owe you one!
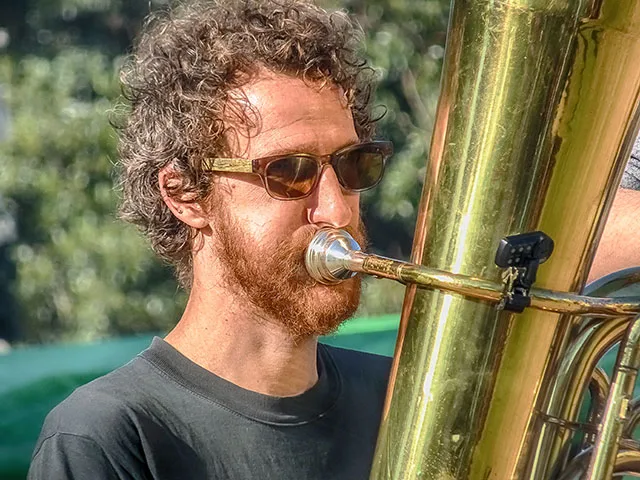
[213,208,368,339]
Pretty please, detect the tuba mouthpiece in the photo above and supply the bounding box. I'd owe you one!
[305,228,361,285]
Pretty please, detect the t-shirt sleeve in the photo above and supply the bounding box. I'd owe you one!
[622,139,640,190]
[28,433,122,480]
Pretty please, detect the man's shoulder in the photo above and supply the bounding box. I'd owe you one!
[39,355,157,441]
[320,344,391,422]
[29,355,165,479]
[320,343,392,383]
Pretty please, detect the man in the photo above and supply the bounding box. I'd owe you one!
[27,1,640,479]
[28,1,392,479]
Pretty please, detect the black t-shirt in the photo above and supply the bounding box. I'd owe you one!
[28,338,392,480]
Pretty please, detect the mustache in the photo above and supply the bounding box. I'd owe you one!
[295,221,368,253]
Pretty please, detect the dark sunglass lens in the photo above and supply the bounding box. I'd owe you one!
[335,146,385,191]
[265,156,318,199]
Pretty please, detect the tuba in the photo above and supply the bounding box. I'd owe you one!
[306,0,640,478]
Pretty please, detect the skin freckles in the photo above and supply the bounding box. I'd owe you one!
[161,70,367,397]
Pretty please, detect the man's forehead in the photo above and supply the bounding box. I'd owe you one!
[224,71,356,157]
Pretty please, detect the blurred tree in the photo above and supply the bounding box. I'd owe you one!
[0,54,185,343]
[0,0,450,342]
[0,0,157,58]
[350,0,449,259]
[343,0,450,316]
[0,196,18,342]
[0,1,185,343]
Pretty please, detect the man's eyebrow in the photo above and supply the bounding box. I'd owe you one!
[260,140,358,158]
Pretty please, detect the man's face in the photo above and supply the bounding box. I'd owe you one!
[202,71,366,339]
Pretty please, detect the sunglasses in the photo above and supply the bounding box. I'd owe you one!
[202,141,393,200]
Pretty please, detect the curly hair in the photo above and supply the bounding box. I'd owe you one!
[116,0,378,289]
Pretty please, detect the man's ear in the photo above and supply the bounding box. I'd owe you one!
[158,165,210,229]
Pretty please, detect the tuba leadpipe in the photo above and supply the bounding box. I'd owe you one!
[305,228,640,317]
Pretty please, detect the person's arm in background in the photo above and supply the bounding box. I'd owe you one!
[588,149,640,283]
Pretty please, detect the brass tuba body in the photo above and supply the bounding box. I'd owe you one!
[373,0,640,477]
[307,0,640,478]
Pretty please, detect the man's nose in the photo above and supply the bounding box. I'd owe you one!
[306,166,354,228]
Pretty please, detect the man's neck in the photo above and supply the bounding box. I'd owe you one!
[164,282,319,398]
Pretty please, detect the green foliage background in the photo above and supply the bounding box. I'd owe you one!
[0,0,449,344]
